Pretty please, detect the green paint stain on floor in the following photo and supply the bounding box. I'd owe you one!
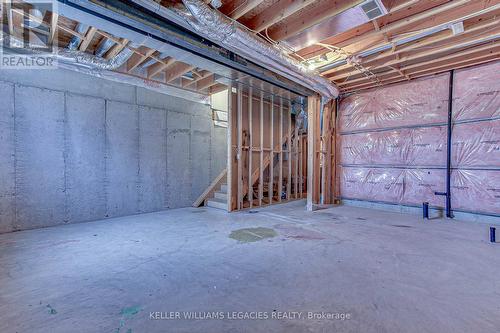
[229,227,277,243]
[120,305,141,317]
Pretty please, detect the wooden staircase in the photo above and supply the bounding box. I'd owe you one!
[206,184,228,210]
[192,170,228,211]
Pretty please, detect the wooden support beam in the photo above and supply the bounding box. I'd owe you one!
[345,54,499,92]
[48,12,58,45]
[267,0,365,41]
[299,0,494,60]
[307,95,321,211]
[243,0,317,33]
[147,57,175,79]
[165,62,195,83]
[230,0,264,19]
[259,89,264,206]
[4,0,14,36]
[293,105,299,199]
[227,86,235,211]
[278,97,283,202]
[341,43,500,90]
[184,70,211,87]
[237,85,243,209]
[325,16,500,76]
[286,99,292,200]
[105,38,128,60]
[248,86,253,208]
[127,46,155,72]
[269,95,274,204]
[330,30,500,82]
[209,83,228,95]
[196,74,216,90]
[78,26,97,52]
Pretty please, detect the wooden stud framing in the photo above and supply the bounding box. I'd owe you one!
[269,95,274,204]
[237,84,243,210]
[278,97,283,203]
[307,95,321,211]
[259,89,264,206]
[287,99,292,200]
[248,86,253,208]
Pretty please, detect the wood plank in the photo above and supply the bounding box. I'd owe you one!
[243,0,317,32]
[307,95,321,211]
[325,15,500,76]
[278,97,283,202]
[230,0,265,19]
[227,86,234,211]
[259,89,264,206]
[293,107,299,199]
[192,169,227,207]
[269,95,274,204]
[248,87,253,208]
[165,62,195,83]
[127,46,155,72]
[105,38,128,60]
[342,43,500,90]
[196,74,216,90]
[287,99,292,200]
[184,70,211,87]
[48,12,58,45]
[237,85,243,210]
[147,57,175,79]
[330,30,500,82]
[268,0,364,41]
[78,26,97,52]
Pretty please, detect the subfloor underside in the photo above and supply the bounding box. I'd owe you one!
[1,201,499,333]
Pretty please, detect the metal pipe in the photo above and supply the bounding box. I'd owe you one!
[423,202,429,219]
[445,70,454,219]
[434,70,454,218]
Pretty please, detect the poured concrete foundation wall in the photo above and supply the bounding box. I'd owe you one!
[0,68,227,233]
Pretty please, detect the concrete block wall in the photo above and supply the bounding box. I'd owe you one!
[0,68,227,233]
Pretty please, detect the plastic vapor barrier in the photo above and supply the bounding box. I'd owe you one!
[338,62,499,216]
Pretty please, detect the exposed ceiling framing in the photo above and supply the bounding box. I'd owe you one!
[214,0,500,94]
[1,1,228,96]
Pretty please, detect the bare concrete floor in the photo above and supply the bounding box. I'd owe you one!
[1,200,499,333]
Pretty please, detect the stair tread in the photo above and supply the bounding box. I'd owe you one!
[208,197,226,204]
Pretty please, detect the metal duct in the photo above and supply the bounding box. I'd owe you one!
[170,0,339,98]
[67,23,89,51]
[95,38,115,57]
[2,34,134,70]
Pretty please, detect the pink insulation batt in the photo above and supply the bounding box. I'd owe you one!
[337,61,500,215]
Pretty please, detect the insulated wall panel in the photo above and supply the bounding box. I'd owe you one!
[166,111,191,208]
[139,106,167,213]
[0,82,15,232]
[452,120,499,168]
[339,73,449,132]
[452,170,500,215]
[65,94,106,223]
[339,167,446,207]
[105,101,139,217]
[339,126,446,166]
[453,61,500,121]
[15,86,66,229]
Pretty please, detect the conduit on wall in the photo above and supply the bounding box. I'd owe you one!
[336,61,500,216]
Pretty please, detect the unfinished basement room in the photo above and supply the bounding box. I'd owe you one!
[0,0,499,332]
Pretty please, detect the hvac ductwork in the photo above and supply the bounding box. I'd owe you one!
[2,34,136,71]
[157,0,339,98]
